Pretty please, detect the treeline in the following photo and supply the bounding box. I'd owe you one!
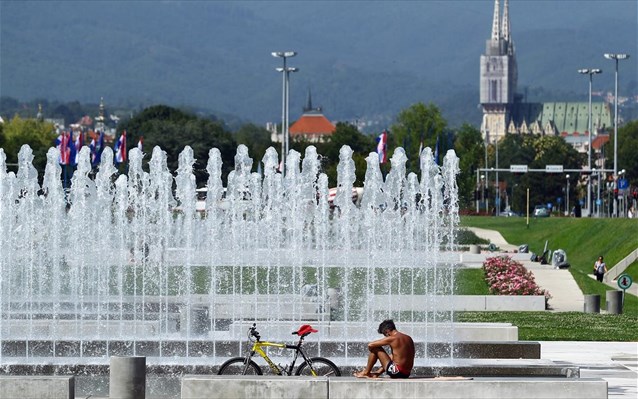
[7,98,633,213]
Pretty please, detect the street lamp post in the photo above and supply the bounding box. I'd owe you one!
[619,169,627,216]
[566,174,570,216]
[596,169,601,218]
[578,68,602,216]
[604,53,630,217]
[480,175,485,213]
[495,136,499,214]
[484,130,489,214]
[272,51,297,174]
[476,169,480,213]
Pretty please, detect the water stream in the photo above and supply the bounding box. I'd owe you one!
[0,143,459,364]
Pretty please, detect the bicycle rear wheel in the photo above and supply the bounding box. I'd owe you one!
[218,357,263,375]
[295,357,341,377]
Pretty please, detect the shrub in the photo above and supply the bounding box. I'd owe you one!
[482,256,551,305]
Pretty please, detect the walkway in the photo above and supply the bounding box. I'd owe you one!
[465,227,583,312]
[541,341,638,399]
[465,226,637,310]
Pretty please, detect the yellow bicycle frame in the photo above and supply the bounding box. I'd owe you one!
[249,340,317,376]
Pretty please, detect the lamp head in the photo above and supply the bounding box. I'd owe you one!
[578,68,602,75]
[271,51,297,58]
[604,53,629,60]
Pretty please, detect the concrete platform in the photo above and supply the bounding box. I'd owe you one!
[0,376,74,399]
[181,375,328,399]
[181,375,607,399]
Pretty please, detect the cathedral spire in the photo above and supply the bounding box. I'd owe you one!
[491,0,501,41]
[502,0,510,43]
[304,88,313,113]
[98,97,105,120]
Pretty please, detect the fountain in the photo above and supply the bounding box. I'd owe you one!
[0,141,459,348]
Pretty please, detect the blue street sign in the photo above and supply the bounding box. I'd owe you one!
[618,178,629,189]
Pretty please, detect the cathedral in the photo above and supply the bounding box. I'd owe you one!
[480,0,611,155]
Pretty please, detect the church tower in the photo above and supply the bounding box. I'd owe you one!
[480,0,518,142]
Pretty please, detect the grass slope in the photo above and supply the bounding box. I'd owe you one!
[458,217,638,341]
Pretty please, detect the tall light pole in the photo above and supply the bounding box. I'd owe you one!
[495,135,499,214]
[481,175,485,213]
[578,68,602,216]
[566,174,570,216]
[603,53,629,217]
[484,129,489,214]
[272,51,297,174]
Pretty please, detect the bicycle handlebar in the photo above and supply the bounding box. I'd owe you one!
[248,323,261,342]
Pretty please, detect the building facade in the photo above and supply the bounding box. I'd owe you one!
[480,0,612,155]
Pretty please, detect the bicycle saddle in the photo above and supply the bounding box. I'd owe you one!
[293,324,318,335]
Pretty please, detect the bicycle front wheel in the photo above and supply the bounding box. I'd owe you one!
[218,357,263,375]
[296,357,341,377]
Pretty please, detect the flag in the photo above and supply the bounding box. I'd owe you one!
[55,132,71,165]
[69,130,83,166]
[90,130,105,167]
[137,136,143,152]
[376,130,388,164]
[114,130,127,164]
[434,135,440,165]
[68,131,77,166]
[89,137,97,165]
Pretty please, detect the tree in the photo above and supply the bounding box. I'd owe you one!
[494,134,583,213]
[610,120,638,187]
[317,122,374,187]
[389,102,447,175]
[1,115,56,176]
[235,123,274,164]
[119,105,237,186]
[453,124,484,209]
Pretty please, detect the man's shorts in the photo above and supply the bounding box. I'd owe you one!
[387,361,410,379]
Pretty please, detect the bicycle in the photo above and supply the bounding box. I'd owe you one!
[217,323,341,377]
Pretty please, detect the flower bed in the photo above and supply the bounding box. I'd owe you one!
[482,256,551,305]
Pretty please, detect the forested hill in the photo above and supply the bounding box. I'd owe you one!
[1,1,636,130]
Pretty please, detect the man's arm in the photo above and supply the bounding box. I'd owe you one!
[368,335,394,350]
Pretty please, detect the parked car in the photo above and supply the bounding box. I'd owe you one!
[533,205,550,217]
[499,210,519,217]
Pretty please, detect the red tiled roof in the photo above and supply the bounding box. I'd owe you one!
[290,114,336,136]
[592,134,610,150]
[78,115,93,126]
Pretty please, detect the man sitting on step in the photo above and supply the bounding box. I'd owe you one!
[354,319,415,379]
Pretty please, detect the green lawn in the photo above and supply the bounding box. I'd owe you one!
[457,216,638,341]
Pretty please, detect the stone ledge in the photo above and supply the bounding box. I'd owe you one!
[0,376,74,399]
[181,375,328,399]
[181,376,606,399]
[0,340,535,360]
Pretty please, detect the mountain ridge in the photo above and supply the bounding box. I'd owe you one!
[1,1,636,129]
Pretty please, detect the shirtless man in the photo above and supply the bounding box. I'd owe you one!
[354,319,415,379]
